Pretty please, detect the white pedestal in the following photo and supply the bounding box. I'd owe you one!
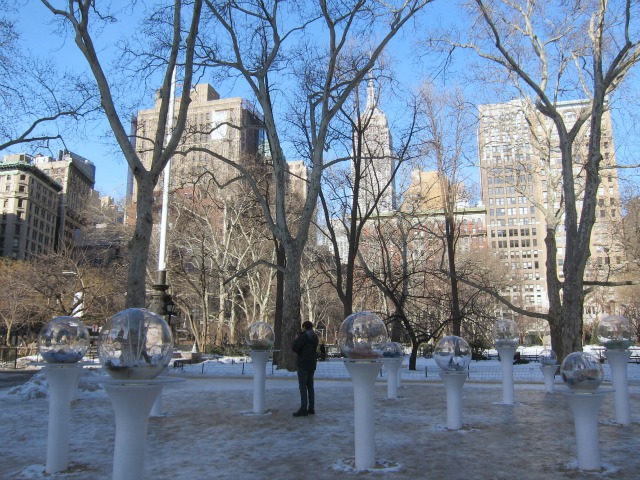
[562,389,610,471]
[496,346,517,404]
[439,371,467,430]
[381,358,402,399]
[344,360,381,470]
[249,350,270,414]
[85,377,184,480]
[539,365,558,393]
[604,349,631,425]
[43,364,85,474]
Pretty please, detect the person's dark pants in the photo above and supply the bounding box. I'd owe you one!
[297,367,315,410]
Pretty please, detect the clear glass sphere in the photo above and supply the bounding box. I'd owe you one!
[98,308,173,380]
[381,341,403,358]
[539,349,558,366]
[561,352,604,391]
[245,322,275,351]
[493,319,520,347]
[338,312,388,359]
[434,336,472,371]
[597,315,635,350]
[38,316,90,363]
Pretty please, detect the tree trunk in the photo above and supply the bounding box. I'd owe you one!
[445,215,462,336]
[271,239,285,365]
[409,342,419,371]
[126,177,156,308]
[278,247,303,372]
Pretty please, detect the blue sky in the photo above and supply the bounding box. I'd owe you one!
[8,2,639,200]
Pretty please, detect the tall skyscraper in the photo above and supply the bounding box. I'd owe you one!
[478,99,623,316]
[352,78,396,215]
[128,83,264,210]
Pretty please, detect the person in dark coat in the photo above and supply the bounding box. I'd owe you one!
[291,320,319,417]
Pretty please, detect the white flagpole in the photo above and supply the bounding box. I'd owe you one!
[158,67,177,272]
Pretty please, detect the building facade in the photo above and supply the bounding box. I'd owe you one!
[33,150,96,248]
[128,83,264,211]
[478,99,624,319]
[0,154,62,259]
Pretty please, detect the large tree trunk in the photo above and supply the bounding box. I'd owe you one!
[126,176,156,308]
[561,281,585,359]
[278,247,303,372]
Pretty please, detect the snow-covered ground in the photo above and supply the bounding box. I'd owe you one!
[2,348,640,479]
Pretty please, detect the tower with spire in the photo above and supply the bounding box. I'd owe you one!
[352,74,396,216]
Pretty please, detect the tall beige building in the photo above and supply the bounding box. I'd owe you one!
[33,150,96,247]
[0,154,62,259]
[478,99,623,317]
[128,83,263,209]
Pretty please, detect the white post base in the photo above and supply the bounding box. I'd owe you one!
[604,349,631,425]
[43,364,85,474]
[381,358,402,399]
[439,371,467,430]
[540,365,558,393]
[344,360,381,470]
[105,383,163,480]
[250,350,270,414]
[496,346,517,404]
[563,390,607,471]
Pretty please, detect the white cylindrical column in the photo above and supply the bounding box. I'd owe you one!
[105,383,163,480]
[381,358,402,399]
[344,360,381,470]
[250,350,270,414]
[496,346,517,404]
[563,391,607,471]
[604,349,631,425]
[43,364,85,474]
[540,365,558,393]
[439,371,467,430]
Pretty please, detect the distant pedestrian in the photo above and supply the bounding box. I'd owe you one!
[292,320,319,417]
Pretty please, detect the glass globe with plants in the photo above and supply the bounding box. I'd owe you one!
[38,316,90,364]
[338,311,388,359]
[98,308,173,380]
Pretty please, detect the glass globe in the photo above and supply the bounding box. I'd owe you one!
[493,319,520,347]
[561,352,604,391]
[245,322,275,351]
[381,342,403,358]
[597,315,635,350]
[98,308,173,380]
[38,316,90,363]
[539,349,558,366]
[434,336,472,371]
[338,312,388,359]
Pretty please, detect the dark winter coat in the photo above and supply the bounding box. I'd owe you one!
[292,329,319,371]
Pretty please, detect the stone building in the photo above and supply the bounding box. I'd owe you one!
[478,99,624,320]
[0,154,62,259]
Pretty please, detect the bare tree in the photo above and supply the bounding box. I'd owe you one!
[416,82,477,336]
[197,0,432,370]
[1,3,98,152]
[317,72,416,321]
[40,0,203,308]
[0,259,40,345]
[435,0,640,361]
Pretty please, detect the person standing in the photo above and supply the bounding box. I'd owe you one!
[292,320,319,417]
